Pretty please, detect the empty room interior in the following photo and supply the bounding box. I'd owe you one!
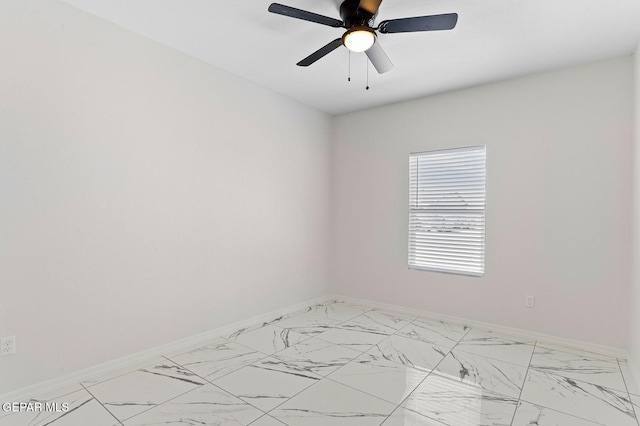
[3,0,640,425]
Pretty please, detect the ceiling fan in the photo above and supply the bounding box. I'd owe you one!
[268,0,458,74]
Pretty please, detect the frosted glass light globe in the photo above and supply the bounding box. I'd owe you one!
[343,27,376,52]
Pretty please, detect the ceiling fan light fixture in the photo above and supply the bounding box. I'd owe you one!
[342,26,376,52]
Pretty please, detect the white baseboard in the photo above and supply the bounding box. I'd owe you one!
[2,293,629,404]
[0,294,332,404]
[329,294,629,359]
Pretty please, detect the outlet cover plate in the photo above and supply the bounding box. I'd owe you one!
[1,336,16,356]
[525,296,535,309]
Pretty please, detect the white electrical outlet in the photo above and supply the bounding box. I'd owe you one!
[1,336,16,356]
[525,296,535,309]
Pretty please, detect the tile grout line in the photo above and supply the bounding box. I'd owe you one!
[82,322,286,393]
[200,332,342,389]
[247,413,287,426]
[206,362,321,416]
[508,341,537,426]
[174,343,328,417]
[300,314,463,423]
[287,309,394,357]
[80,356,173,391]
[163,337,276,385]
[158,352,273,415]
[80,382,125,426]
[238,307,429,421]
[261,372,326,416]
[92,358,215,424]
[253,317,397,417]
[230,319,317,351]
[306,309,470,367]
[516,368,634,426]
[260,320,422,421]
[292,305,459,346]
[253,307,384,415]
[450,329,538,368]
[363,315,474,422]
[380,325,473,423]
[617,357,640,426]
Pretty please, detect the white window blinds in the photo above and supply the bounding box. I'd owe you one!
[409,146,486,276]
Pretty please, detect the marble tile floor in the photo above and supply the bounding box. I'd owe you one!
[2,301,639,426]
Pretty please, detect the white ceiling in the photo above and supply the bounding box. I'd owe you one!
[60,0,640,115]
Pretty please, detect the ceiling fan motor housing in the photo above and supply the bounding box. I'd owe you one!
[340,0,375,28]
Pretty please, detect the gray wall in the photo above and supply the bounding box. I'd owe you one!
[0,0,332,394]
[331,56,634,348]
[630,43,640,382]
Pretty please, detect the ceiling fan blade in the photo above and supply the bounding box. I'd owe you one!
[268,3,344,28]
[378,13,458,34]
[365,40,393,74]
[358,0,383,15]
[297,38,343,67]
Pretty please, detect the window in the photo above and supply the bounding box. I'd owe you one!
[409,146,486,276]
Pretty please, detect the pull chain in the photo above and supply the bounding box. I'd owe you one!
[366,58,370,90]
[348,51,351,82]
